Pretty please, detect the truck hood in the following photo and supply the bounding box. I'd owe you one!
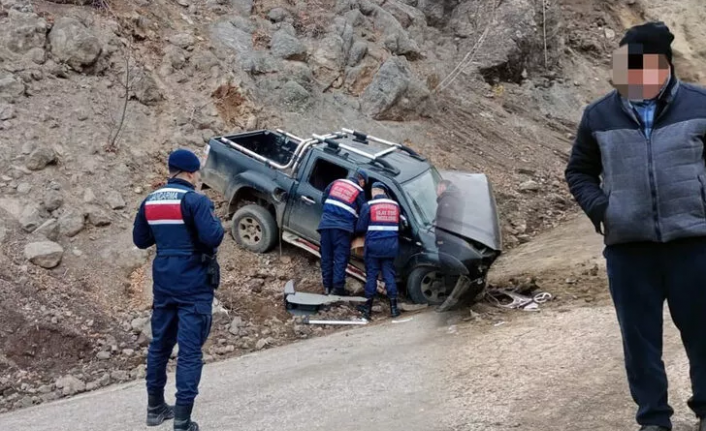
[436,171,502,252]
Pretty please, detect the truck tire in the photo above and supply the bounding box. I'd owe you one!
[231,205,278,253]
[406,267,451,305]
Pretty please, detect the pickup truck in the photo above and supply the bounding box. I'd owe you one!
[201,128,502,307]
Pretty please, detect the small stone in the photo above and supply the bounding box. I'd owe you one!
[399,303,427,312]
[43,190,64,211]
[168,33,195,49]
[72,248,83,257]
[17,182,31,194]
[87,209,111,227]
[25,241,64,268]
[55,375,85,396]
[96,351,111,360]
[519,180,540,192]
[267,7,289,23]
[37,385,52,394]
[134,187,144,194]
[26,148,57,171]
[0,104,15,121]
[98,373,111,387]
[255,338,270,350]
[83,188,97,203]
[60,213,85,237]
[105,190,126,210]
[228,317,243,335]
[35,219,60,242]
[110,370,129,382]
[122,349,135,357]
[85,381,99,391]
[20,205,43,232]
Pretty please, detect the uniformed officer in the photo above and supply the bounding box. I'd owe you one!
[318,170,368,295]
[356,182,401,319]
[133,149,224,431]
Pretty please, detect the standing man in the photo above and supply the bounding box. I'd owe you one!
[133,149,224,431]
[356,182,401,319]
[318,170,368,296]
[566,22,706,431]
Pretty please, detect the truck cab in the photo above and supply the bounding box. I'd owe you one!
[202,129,502,306]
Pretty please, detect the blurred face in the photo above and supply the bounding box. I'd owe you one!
[358,178,366,188]
[372,187,384,196]
[612,45,670,100]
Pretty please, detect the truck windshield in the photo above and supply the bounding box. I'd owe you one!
[402,168,442,226]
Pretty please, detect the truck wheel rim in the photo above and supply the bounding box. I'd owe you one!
[421,271,447,303]
[239,217,262,246]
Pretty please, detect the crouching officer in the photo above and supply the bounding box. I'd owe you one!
[318,170,368,295]
[133,149,225,431]
[356,182,401,319]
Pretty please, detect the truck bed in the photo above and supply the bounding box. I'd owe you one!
[220,130,299,167]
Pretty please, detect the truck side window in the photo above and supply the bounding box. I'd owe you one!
[308,158,349,192]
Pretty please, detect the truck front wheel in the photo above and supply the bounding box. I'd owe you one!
[406,267,452,305]
[231,205,278,253]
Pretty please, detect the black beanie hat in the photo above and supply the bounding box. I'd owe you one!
[619,21,675,64]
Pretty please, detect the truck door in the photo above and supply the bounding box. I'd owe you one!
[286,154,353,242]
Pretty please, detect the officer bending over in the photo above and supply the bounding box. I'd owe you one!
[356,182,401,319]
[133,149,225,431]
[318,170,368,295]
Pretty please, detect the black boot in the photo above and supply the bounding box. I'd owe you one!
[390,298,401,318]
[332,286,348,297]
[147,394,174,427]
[357,298,374,320]
[174,404,199,431]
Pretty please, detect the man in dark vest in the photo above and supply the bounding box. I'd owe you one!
[133,149,224,431]
[318,170,368,295]
[355,182,401,319]
[566,22,706,431]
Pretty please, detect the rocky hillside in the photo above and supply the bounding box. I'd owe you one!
[1,0,705,413]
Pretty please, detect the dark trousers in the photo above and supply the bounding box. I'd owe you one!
[146,297,213,406]
[605,239,706,429]
[320,229,351,291]
[364,256,397,299]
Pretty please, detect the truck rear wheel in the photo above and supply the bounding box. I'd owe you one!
[231,205,278,253]
[406,267,451,305]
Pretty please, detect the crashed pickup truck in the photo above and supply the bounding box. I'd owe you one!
[201,128,502,308]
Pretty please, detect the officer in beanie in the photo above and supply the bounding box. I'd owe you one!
[566,21,706,431]
[133,149,224,431]
[318,170,368,296]
[355,182,401,319]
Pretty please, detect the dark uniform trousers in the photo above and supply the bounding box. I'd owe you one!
[147,296,213,406]
[605,238,706,429]
[320,229,352,291]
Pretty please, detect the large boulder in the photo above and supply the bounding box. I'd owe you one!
[360,56,431,120]
[367,4,421,59]
[270,30,307,61]
[452,0,538,82]
[48,17,102,71]
[130,69,162,106]
[0,72,26,102]
[25,241,64,269]
[312,34,346,71]
[1,11,48,54]
[280,81,311,110]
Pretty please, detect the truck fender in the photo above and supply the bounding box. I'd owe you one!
[225,171,288,223]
